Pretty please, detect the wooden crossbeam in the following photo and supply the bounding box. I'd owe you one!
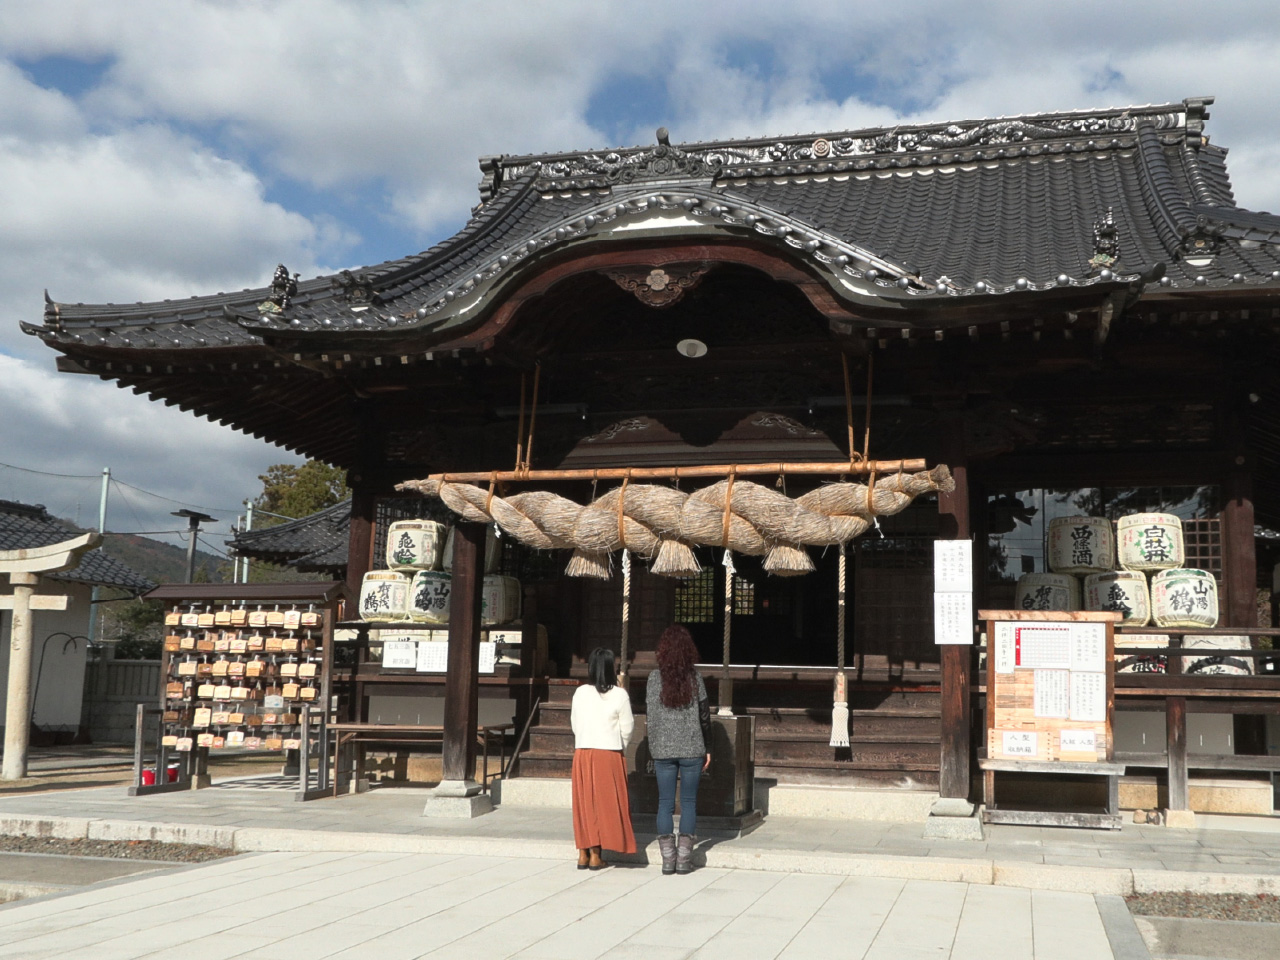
[426,458,926,485]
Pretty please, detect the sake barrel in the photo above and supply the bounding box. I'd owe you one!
[481,575,522,625]
[1181,634,1253,676]
[1047,516,1115,574]
[1114,633,1168,674]
[443,525,501,574]
[1117,513,1184,572]
[1150,568,1218,628]
[385,520,447,571]
[358,570,411,622]
[409,570,452,625]
[1083,570,1150,626]
[1014,572,1079,612]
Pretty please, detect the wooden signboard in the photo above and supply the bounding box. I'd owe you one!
[979,610,1124,829]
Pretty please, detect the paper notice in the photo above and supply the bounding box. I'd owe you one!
[381,640,416,669]
[1033,669,1070,719]
[1001,730,1037,757]
[1069,623,1108,672]
[933,592,973,645]
[933,540,973,593]
[1069,671,1106,722]
[1016,626,1071,669]
[479,641,496,674]
[994,623,1016,674]
[416,641,448,672]
[1059,729,1097,754]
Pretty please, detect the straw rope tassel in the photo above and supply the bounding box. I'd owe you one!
[718,548,735,717]
[619,548,631,689]
[830,543,851,747]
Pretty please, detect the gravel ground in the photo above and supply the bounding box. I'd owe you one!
[1127,892,1280,924]
[0,835,233,863]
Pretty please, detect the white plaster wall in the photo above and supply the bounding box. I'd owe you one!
[0,580,94,731]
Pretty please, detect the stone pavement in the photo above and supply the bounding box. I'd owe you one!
[0,850,1132,960]
[1,780,1278,896]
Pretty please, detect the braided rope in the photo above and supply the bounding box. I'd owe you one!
[397,467,953,579]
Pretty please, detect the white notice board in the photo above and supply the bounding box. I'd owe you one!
[934,592,973,645]
[934,540,973,593]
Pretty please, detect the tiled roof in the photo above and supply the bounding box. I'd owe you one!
[24,96,1280,360]
[0,501,155,594]
[228,500,349,574]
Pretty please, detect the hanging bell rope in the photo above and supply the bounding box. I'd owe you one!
[719,548,735,717]
[398,466,953,580]
[619,548,631,689]
[829,542,850,747]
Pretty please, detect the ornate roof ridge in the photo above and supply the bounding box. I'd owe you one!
[482,99,1205,196]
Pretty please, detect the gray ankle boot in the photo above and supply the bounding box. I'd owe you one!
[675,833,696,874]
[657,834,677,874]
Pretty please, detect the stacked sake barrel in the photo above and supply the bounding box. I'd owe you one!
[358,520,448,622]
[1017,512,1221,627]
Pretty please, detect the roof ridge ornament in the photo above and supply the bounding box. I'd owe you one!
[535,127,724,188]
[259,264,299,316]
[1089,208,1120,274]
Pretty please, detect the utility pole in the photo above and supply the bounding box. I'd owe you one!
[88,468,110,648]
[241,502,254,583]
[172,510,218,583]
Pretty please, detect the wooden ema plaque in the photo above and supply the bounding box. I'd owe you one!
[981,610,1119,763]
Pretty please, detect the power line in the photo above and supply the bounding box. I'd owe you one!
[109,477,239,515]
[0,459,243,516]
[0,461,99,480]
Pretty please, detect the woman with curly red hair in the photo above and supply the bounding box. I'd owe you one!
[645,624,711,874]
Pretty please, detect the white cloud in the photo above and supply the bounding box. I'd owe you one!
[1,0,1278,525]
[0,353,289,539]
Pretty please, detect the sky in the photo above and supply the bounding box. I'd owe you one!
[2,0,1279,547]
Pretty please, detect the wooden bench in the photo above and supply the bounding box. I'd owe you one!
[326,722,514,796]
[980,758,1127,830]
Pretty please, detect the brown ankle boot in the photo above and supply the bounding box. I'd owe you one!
[588,846,606,870]
[675,834,696,874]
[577,848,590,870]
[657,834,677,875]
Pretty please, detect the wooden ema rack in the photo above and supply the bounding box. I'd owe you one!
[978,610,1123,829]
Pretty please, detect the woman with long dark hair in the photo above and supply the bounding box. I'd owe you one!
[570,647,636,870]
[645,624,711,875]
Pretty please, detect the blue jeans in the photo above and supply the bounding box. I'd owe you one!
[654,756,702,835]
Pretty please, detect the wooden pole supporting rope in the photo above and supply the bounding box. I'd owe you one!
[841,353,859,462]
[829,542,851,747]
[514,372,527,473]
[863,352,874,463]
[522,361,541,474]
[425,458,925,486]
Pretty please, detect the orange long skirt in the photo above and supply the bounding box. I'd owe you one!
[571,748,636,853]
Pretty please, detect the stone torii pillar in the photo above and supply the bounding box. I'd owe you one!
[1,532,100,780]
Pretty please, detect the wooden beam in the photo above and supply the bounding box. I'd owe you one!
[441,521,485,784]
[419,458,926,486]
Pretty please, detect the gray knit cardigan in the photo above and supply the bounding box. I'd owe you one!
[645,670,708,760]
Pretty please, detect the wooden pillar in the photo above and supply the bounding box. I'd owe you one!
[1166,695,1189,811]
[345,487,376,595]
[441,520,485,788]
[1222,453,1256,629]
[937,419,971,801]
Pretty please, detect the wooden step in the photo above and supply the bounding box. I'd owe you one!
[754,739,939,766]
[755,765,940,788]
[754,755,939,773]
[754,730,941,745]
[752,715,939,738]
[513,754,572,778]
[528,729,576,754]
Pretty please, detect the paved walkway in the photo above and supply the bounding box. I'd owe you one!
[0,851,1128,960]
[1,780,1278,896]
